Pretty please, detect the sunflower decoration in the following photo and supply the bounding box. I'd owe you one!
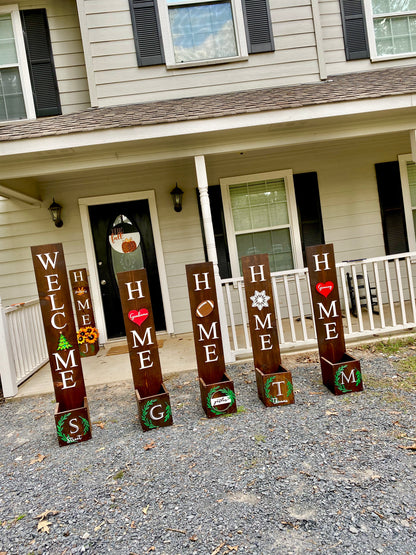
[77,325,99,344]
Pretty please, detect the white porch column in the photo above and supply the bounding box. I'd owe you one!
[194,155,235,363]
[411,130,416,162]
[0,299,18,397]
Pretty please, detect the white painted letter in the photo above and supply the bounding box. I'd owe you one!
[36,251,59,270]
[259,334,273,350]
[313,252,330,272]
[324,322,339,340]
[149,404,164,421]
[131,327,153,348]
[45,274,61,292]
[125,281,144,300]
[198,322,219,342]
[51,312,67,330]
[318,300,338,320]
[254,313,272,330]
[137,350,153,369]
[59,370,76,389]
[203,344,219,363]
[193,272,210,291]
[249,265,266,283]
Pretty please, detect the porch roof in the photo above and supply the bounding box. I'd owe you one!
[1,65,416,143]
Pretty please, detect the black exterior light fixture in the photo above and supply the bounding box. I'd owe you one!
[48,198,63,227]
[170,184,184,212]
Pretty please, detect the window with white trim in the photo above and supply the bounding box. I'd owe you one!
[0,7,34,121]
[221,170,303,276]
[399,155,416,251]
[159,0,247,66]
[366,0,416,58]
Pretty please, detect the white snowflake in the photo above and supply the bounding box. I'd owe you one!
[250,290,270,310]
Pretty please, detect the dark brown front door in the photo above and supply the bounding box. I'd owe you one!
[89,199,165,339]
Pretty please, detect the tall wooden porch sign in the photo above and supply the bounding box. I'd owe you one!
[306,244,363,395]
[186,262,237,418]
[69,269,99,357]
[242,254,294,407]
[118,269,173,432]
[31,244,92,446]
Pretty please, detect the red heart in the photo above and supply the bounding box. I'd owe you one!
[316,282,334,298]
[128,309,149,326]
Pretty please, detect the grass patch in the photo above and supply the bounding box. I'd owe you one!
[395,356,416,392]
[370,337,416,355]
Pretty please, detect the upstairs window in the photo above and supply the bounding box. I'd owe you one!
[366,0,416,58]
[165,0,240,64]
[129,0,274,67]
[0,8,33,121]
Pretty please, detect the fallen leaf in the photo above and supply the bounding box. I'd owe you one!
[93,421,105,429]
[142,505,149,515]
[146,548,155,553]
[30,454,46,465]
[398,443,416,451]
[352,428,369,433]
[37,520,51,533]
[94,522,105,532]
[35,510,58,520]
[325,410,338,416]
[226,547,239,553]
[189,535,198,541]
[211,542,225,555]
[144,440,156,451]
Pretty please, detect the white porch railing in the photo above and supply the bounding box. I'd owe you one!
[221,251,416,358]
[0,298,48,397]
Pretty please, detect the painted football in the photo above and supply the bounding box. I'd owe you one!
[196,299,214,318]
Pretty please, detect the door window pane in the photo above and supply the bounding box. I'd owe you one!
[109,215,144,278]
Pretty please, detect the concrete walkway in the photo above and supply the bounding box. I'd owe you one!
[16,332,199,397]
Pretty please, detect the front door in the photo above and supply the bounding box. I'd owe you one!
[89,199,166,339]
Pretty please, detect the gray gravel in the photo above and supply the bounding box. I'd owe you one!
[0,347,415,555]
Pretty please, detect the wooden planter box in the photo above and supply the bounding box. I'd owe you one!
[255,366,295,407]
[321,354,364,395]
[199,373,237,418]
[136,383,173,432]
[54,397,92,447]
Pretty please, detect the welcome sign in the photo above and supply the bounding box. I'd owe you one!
[118,269,173,431]
[242,254,294,407]
[31,244,92,446]
[306,244,363,395]
[186,262,237,418]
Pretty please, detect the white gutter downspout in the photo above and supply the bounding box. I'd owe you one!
[194,155,235,363]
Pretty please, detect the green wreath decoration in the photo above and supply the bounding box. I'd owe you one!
[207,386,236,415]
[355,368,362,387]
[264,375,293,402]
[141,399,159,429]
[164,404,172,423]
[334,364,353,394]
[56,413,90,443]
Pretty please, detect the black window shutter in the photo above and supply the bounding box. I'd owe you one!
[129,0,164,66]
[242,0,274,54]
[293,172,325,266]
[196,185,232,280]
[375,162,409,255]
[20,9,61,117]
[339,0,370,60]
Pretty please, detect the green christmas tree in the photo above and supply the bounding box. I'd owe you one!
[57,333,72,351]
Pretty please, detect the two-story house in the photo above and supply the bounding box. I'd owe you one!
[2,0,416,389]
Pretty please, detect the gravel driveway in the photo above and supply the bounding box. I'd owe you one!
[1,344,415,555]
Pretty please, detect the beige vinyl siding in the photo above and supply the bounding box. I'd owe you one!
[0,131,411,333]
[320,0,416,75]
[14,0,90,114]
[83,0,321,107]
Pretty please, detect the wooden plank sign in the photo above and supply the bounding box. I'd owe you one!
[31,243,92,446]
[306,244,363,395]
[69,268,99,357]
[242,254,294,407]
[117,269,172,431]
[186,262,237,417]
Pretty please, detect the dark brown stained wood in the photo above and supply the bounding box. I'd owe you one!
[31,243,87,413]
[69,268,99,357]
[255,368,295,407]
[136,384,173,431]
[118,269,163,397]
[54,397,92,447]
[242,254,281,373]
[186,262,226,385]
[305,244,346,363]
[199,373,237,418]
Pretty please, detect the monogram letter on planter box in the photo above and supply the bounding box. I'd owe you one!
[31,244,92,446]
[118,269,173,432]
[306,244,363,395]
[69,268,99,357]
[186,262,237,418]
[242,254,294,407]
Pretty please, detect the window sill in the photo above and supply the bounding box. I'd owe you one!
[166,55,249,70]
[370,52,416,62]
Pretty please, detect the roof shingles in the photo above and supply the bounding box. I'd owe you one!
[1,66,416,142]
